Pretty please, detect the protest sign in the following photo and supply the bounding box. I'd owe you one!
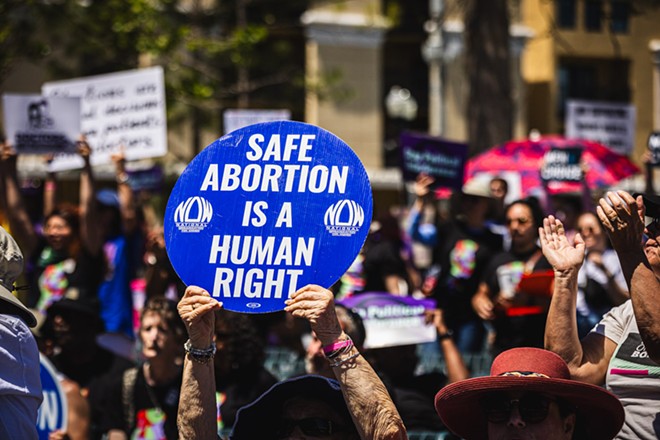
[42,66,167,171]
[338,293,437,349]
[648,131,660,166]
[126,165,164,192]
[164,121,373,313]
[565,99,636,155]
[2,94,80,154]
[399,131,467,190]
[541,147,583,183]
[224,109,291,135]
[37,354,67,439]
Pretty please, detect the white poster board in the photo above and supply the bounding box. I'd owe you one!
[2,94,81,154]
[565,99,636,155]
[42,66,167,171]
[223,109,291,135]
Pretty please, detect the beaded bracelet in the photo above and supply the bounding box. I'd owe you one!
[184,339,216,364]
[329,351,361,368]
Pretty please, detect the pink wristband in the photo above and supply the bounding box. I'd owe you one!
[323,338,352,356]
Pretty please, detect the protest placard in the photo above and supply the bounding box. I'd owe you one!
[224,109,291,135]
[42,66,167,171]
[399,131,467,190]
[37,354,68,439]
[565,99,636,155]
[648,131,660,166]
[541,147,583,182]
[339,293,437,349]
[164,121,373,313]
[2,94,80,154]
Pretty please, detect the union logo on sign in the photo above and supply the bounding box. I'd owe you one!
[174,196,213,233]
[324,199,364,237]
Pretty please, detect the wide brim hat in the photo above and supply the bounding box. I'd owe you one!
[231,374,353,439]
[0,226,37,327]
[434,348,624,440]
[461,177,495,199]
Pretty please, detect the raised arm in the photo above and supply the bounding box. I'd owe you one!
[597,190,660,363]
[111,149,138,235]
[426,308,469,383]
[176,286,223,439]
[541,215,615,385]
[406,173,437,246]
[77,139,102,255]
[0,143,38,256]
[285,285,407,440]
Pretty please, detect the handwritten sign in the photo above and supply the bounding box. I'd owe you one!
[164,121,373,313]
[2,94,81,154]
[37,354,67,439]
[400,131,467,190]
[42,66,167,171]
[339,293,437,348]
[565,99,636,155]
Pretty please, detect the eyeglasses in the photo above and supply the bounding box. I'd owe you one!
[481,393,556,424]
[275,417,345,438]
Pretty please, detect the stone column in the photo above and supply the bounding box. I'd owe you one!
[650,40,660,130]
[302,6,389,169]
[510,24,534,139]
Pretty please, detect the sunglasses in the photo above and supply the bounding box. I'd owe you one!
[645,217,660,228]
[481,393,556,424]
[275,417,345,438]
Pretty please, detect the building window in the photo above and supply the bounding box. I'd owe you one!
[585,0,603,32]
[557,0,576,28]
[610,0,630,33]
[557,58,630,125]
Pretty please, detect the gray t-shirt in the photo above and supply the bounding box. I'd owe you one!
[594,300,660,439]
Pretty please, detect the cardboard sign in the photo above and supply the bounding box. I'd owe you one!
[541,147,583,183]
[224,109,291,135]
[400,131,467,190]
[648,131,660,166]
[565,99,636,155]
[42,66,167,171]
[164,121,373,313]
[37,354,68,439]
[126,165,164,192]
[339,293,437,349]
[2,94,81,154]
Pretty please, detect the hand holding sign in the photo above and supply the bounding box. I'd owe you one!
[285,284,343,345]
[177,285,222,348]
[164,121,373,313]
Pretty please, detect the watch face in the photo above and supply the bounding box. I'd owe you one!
[165,121,373,313]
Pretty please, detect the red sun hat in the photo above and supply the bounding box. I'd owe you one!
[434,347,624,439]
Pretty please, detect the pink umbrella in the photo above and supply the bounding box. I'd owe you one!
[465,135,641,196]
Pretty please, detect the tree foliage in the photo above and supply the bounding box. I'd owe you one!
[1,0,310,130]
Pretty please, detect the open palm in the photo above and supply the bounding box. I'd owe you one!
[539,216,585,272]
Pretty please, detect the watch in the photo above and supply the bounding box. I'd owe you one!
[437,330,454,341]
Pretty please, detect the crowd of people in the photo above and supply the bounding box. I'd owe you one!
[1,137,660,440]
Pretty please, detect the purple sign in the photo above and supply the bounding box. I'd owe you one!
[400,131,468,189]
[339,292,437,348]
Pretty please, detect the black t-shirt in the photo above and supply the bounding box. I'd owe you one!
[361,240,409,293]
[101,365,183,440]
[431,220,503,325]
[27,237,105,311]
[483,248,552,353]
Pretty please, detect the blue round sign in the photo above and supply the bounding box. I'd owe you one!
[164,121,373,313]
[37,354,68,439]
